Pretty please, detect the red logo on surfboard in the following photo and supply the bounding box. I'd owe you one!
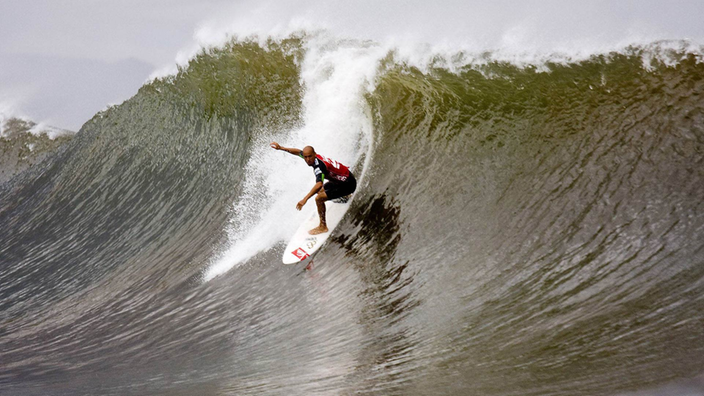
[292,247,310,260]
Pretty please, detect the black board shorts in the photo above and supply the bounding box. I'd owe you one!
[323,172,356,200]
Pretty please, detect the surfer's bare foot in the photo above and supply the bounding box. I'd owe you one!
[309,225,328,235]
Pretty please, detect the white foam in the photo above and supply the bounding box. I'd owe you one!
[0,100,24,135]
[27,122,73,140]
[0,97,74,139]
[147,0,704,82]
[203,33,380,281]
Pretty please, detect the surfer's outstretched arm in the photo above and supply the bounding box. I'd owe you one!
[270,142,301,156]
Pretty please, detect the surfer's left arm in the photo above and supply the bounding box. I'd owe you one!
[296,182,323,210]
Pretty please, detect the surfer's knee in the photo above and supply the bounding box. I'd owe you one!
[315,190,327,202]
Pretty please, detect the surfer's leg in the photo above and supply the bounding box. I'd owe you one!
[309,190,329,235]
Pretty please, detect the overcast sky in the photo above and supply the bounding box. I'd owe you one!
[1,0,703,131]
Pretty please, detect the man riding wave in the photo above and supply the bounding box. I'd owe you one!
[270,142,357,235]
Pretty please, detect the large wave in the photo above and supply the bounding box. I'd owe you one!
[1,32,703,396]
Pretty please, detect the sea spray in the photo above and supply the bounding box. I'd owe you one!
[203,33,381,280]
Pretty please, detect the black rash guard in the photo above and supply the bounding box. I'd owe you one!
[299,153,356,199]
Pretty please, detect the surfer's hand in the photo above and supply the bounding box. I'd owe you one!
[296,199,306,210]
[270,142,281,150]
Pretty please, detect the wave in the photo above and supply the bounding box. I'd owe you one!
[1,33,703,395]
[0,116,74,184]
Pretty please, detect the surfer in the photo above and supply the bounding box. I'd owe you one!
[270,142,356,235]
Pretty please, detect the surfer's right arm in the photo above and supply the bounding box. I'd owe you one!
[296,181,323,210]
[270,142,301,156]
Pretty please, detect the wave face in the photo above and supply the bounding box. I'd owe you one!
[1,35,704,395]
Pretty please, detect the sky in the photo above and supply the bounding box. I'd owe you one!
[0,1,234,130]
[1,0,703,131]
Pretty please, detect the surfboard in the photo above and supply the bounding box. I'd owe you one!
[282,196,351,264]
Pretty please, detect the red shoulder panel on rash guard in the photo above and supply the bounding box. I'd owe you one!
[316,154,350,182]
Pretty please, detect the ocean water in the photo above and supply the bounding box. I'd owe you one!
[1,28,703,396]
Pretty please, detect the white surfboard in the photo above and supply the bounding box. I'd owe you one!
[282,197,351,264]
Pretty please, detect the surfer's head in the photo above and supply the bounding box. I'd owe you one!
[302,146,316,166]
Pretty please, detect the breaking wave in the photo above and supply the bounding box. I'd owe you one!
[1,32,703,396]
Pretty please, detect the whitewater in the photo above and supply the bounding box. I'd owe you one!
[2,4,704,395]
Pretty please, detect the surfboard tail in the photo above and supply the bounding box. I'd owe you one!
[332,194,352,204]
